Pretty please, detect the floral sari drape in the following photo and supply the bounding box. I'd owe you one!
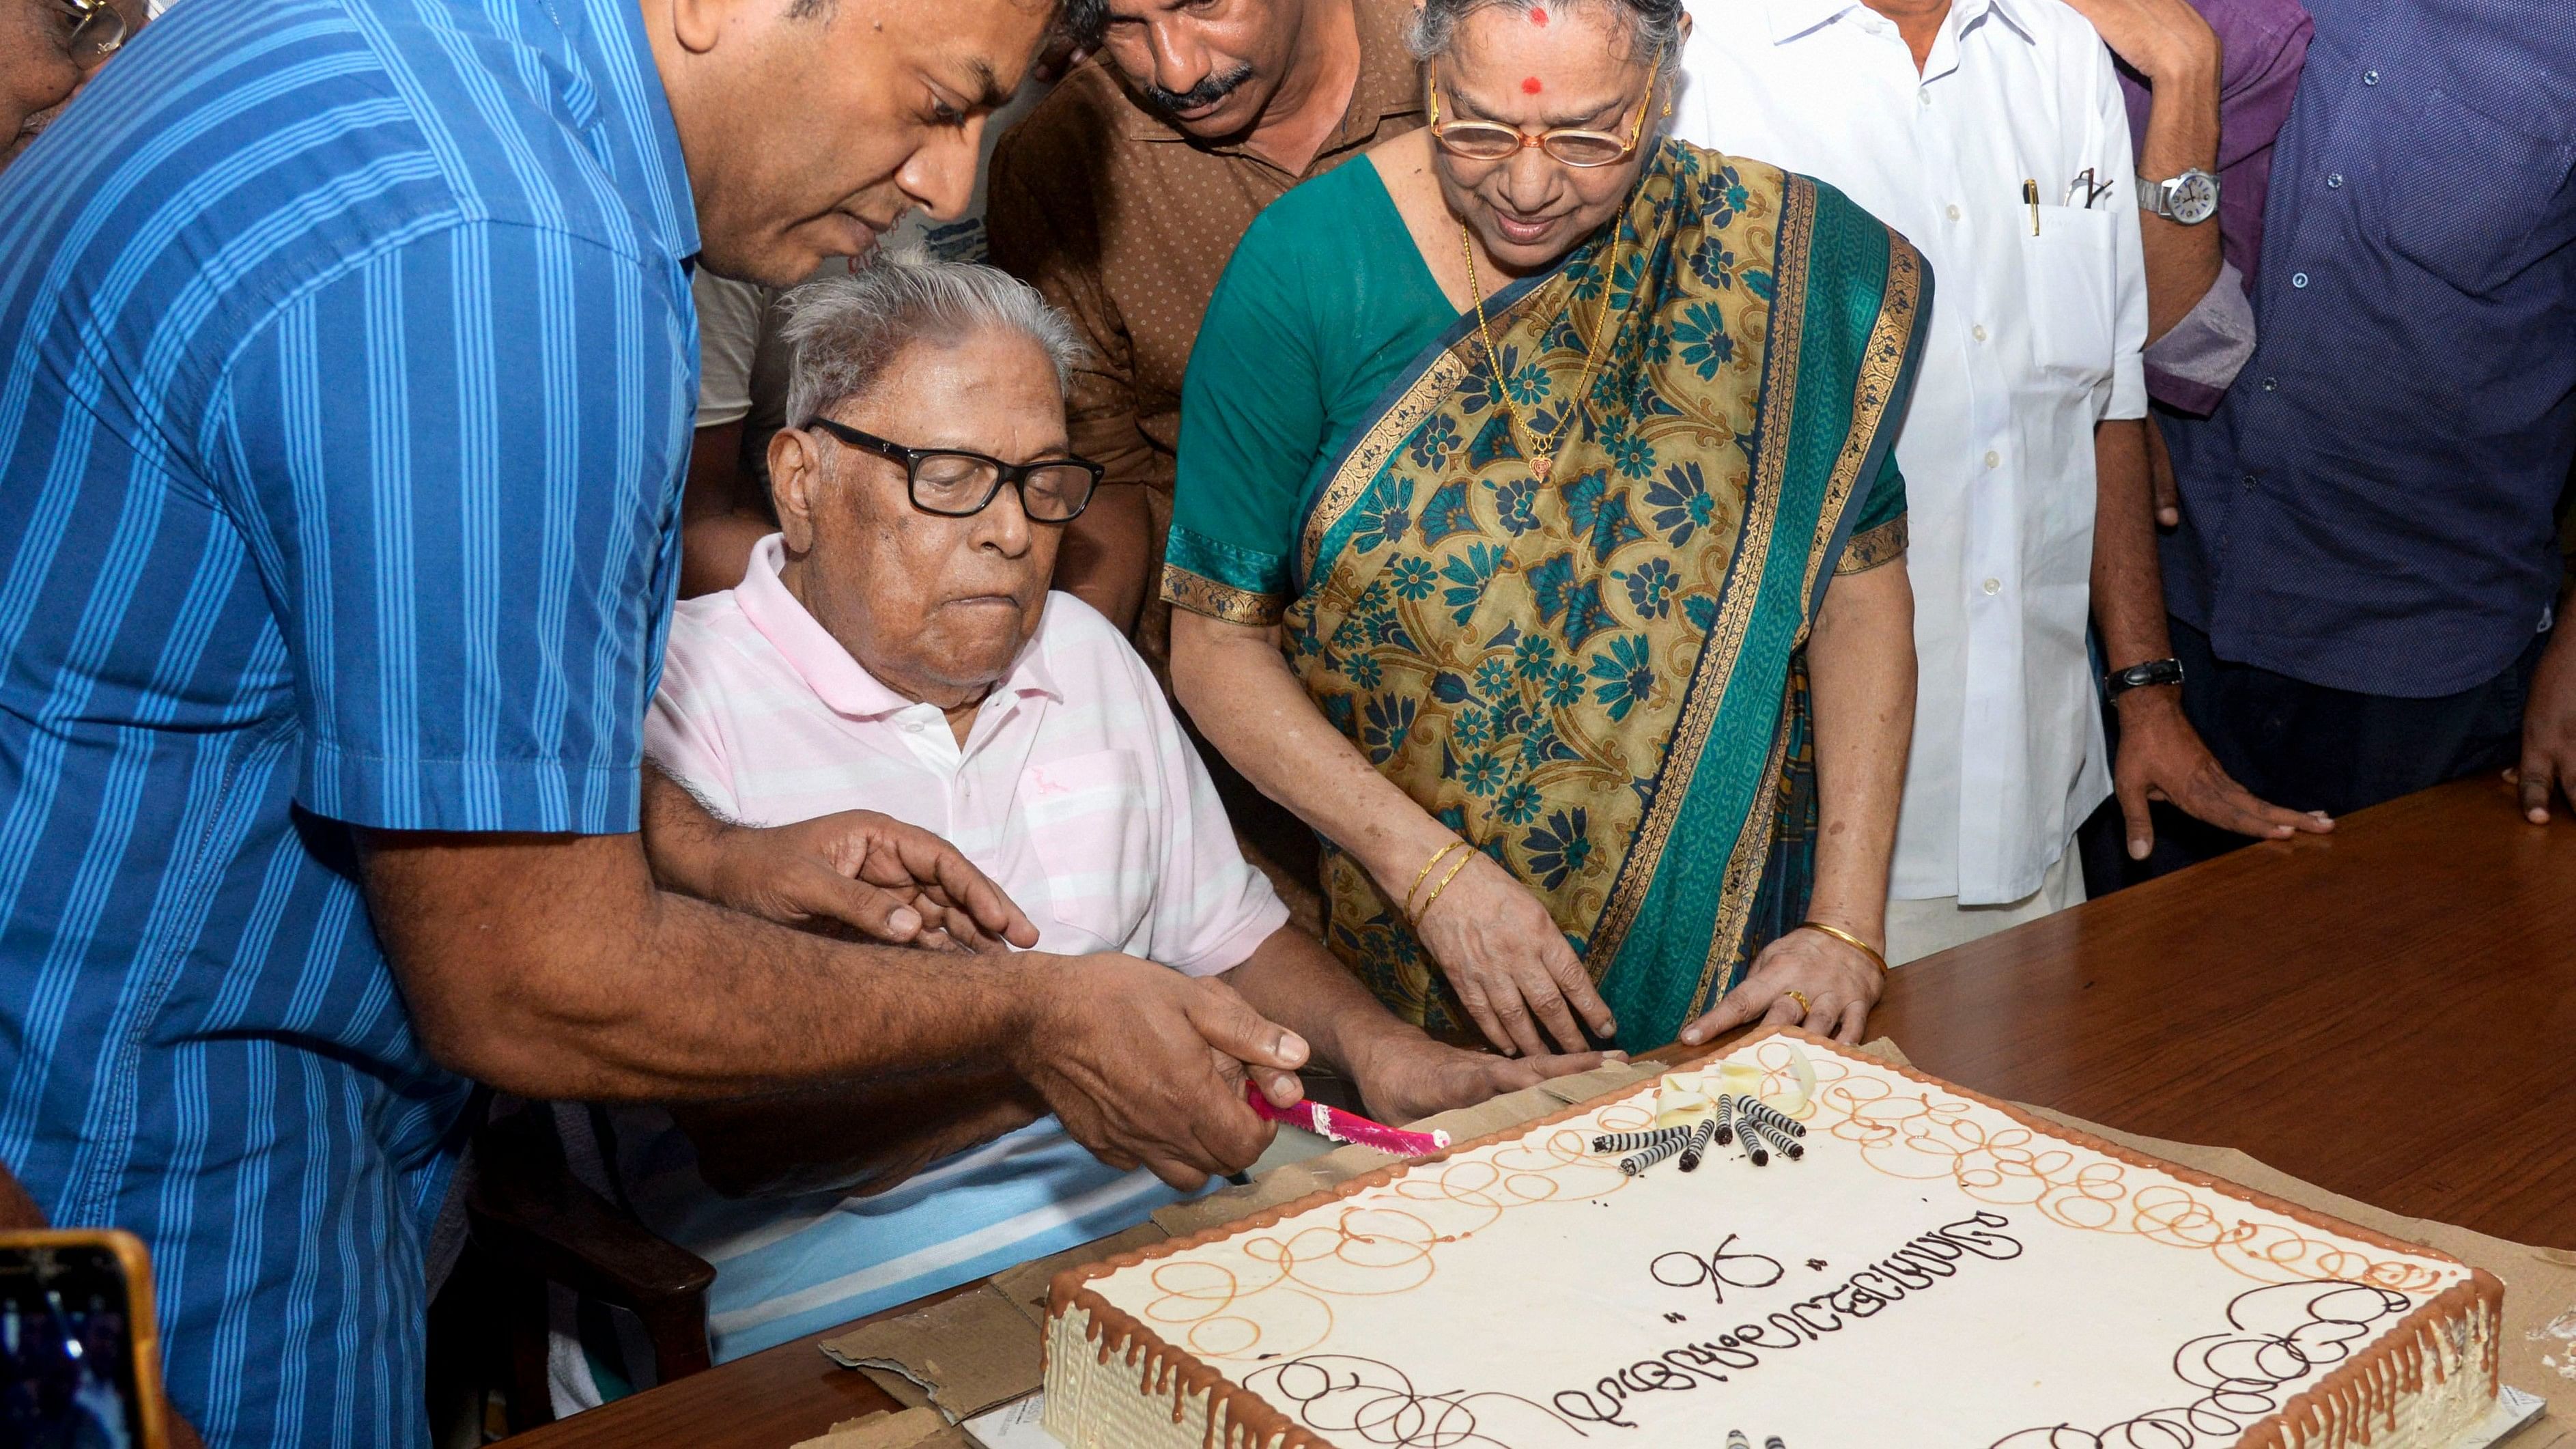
[1286,141,1925,1050]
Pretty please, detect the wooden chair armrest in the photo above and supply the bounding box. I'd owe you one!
[464,1108,717,1384]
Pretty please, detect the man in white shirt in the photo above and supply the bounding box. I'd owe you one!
[1675,0,2320,960]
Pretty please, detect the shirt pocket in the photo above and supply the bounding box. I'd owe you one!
[2381,89,2576,297]
[2022,206,2119,389]
[1020,748,1156,949]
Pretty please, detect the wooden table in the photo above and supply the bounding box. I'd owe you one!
[506,775,2576,1447]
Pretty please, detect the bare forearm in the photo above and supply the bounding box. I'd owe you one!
[2090,419,2176,670]
[360,830,1043,1101]
[1804,562,1914,945]
[2136,63,2222,341]
[1170,613,1454,898]
[1221,927,1421,1084]
[1053,483,1153,632]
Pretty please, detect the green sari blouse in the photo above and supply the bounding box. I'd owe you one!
[1166,142,1925,1048]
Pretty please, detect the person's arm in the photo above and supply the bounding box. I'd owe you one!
[1170,612,1619,1057]
[642,763,1039,951]
[2091,419,2331,855]
[1682,554,1915,1047]
[1222,925,1617,1124]
[678,421,776,598]
[212,227,1299,1191]
[680,272,780,597]
[2062,0,2223,343]
[986,147,1159,633]
[360,828,1305,1188]
[2511,574,2576,823]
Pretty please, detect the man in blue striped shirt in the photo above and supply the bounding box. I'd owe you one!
[0,0,1320,1442]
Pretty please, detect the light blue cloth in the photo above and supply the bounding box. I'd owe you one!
[615,1114,1202,1360]
[0,0,696,1439]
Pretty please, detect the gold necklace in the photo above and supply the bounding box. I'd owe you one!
[1460,222,1630,482]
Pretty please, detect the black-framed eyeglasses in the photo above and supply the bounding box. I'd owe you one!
[52,0,128,66]
[800,417,1103,523]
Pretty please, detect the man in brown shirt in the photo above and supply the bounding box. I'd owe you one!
[986,0,1423,673]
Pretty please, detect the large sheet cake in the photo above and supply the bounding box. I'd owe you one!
[1044,1028,2501,1448]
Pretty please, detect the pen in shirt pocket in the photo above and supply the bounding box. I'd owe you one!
[2024,179,2040,235]
[2063,167,2114,208]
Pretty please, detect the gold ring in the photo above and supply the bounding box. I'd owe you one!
[1782,989,1811,1017]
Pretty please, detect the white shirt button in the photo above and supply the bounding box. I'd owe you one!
[1918,90,1932,107]
[1981,578,2002,595]
[2291,272,2310,289]
[1971,324,1988,342]
[1946,204,1962,221]
[1983,449,2001,468]
[903,720,924,733]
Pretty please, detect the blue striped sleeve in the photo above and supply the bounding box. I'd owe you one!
[209,221,693,834]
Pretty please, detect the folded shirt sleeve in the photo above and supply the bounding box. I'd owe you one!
[2143,259,2259,415]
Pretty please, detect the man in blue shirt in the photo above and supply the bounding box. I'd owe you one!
[2153,0,2576,845]
[0,0,1319,1442]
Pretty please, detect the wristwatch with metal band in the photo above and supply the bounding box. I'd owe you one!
[2138,167,2220,225]
[2106,658,2187,699]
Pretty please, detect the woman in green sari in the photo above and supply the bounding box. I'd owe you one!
[1163,0,1925,1057]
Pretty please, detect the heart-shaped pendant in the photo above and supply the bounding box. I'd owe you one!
[1530,453,1554,481]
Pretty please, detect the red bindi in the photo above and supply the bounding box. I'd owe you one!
[1521,75,1544,94]
[1527,5,1549,23]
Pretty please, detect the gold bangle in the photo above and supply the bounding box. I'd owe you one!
[1403,840,1469,923]
[1415,847,1480,927]
[1796,920,1888,974]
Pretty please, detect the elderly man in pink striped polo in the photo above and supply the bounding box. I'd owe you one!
[595,255,1615,1379]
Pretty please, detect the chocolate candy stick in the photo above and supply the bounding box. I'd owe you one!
[1738,1098,1807,1139]
[1677,1115,1718,1172]
[1738,1103,1770,1167]
[1592,1126,1689,1155]
[1745,1115,1804,1161]
[1711,1095,1738,1146]
[1727,1433,1751,1449]
[1620,1134,1684,1176]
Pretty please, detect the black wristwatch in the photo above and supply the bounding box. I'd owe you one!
[2105,658,2185,700]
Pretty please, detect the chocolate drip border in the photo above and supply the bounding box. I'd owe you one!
[1043,1026,2503,1449]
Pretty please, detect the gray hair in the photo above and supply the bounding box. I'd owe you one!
[1407,0,1686,80]
[777,251,1086,427]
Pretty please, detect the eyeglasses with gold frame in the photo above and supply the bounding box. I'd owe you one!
[53,0,128,66]
[1426,48,1665,168]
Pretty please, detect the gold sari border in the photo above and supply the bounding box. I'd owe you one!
[1835,514,1909,574]
[1799,240,1927,605]
[1161,563,1284,627]
[1298,352,1470,586]
[1587,171,1817,970]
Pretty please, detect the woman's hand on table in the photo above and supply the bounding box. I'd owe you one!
[1346,1034,1623,1126]
[1415,849,1618,1057]
[1677,927,1884,1047]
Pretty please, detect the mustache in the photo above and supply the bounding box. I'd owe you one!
[1142,63,1255,115]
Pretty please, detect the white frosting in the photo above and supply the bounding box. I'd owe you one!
[1049,1035,2497,1448]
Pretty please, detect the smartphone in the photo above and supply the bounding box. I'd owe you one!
[0,1229,169,1449]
